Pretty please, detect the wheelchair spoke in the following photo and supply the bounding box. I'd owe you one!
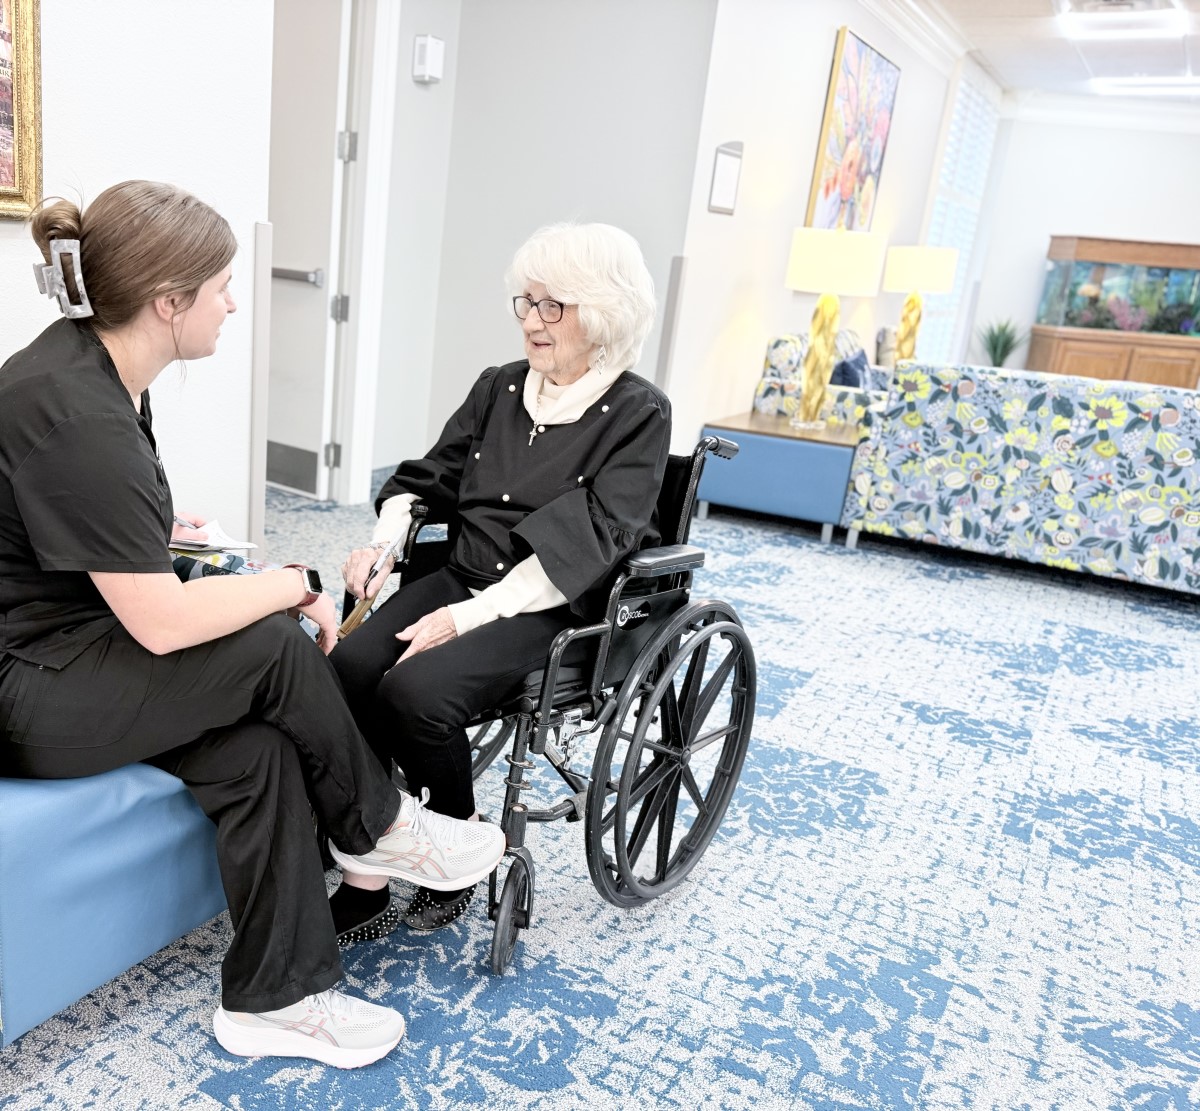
[599,755,672,836]
[684,644,738,746]
[680,765,709,816]
[627,756,674,809]
[653,774,682,883]
[625,772,679,874]
[675,632,711,739]
[658,675,684,752]
[689,720,740,757]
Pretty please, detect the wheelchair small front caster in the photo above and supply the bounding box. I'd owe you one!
[489,854,534,974]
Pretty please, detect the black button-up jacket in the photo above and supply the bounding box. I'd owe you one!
[375,361,671,615]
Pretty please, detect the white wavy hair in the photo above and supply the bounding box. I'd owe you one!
[505,222,656,373]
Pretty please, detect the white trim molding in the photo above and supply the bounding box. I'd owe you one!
[858,0,972,75]
[1001,89,1200,135]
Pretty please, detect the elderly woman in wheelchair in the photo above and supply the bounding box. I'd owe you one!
[330,223,755,971]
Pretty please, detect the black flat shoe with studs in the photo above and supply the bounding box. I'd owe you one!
[402,884,475,932]
[335,897,402,948]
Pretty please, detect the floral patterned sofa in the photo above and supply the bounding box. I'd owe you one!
[839,362,1200,594]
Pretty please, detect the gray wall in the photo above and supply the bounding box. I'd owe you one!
[373,0,463,469]
[426,0,718,441]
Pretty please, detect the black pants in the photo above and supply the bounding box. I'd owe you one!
[0,616,398,1013]
[330,568,577,820]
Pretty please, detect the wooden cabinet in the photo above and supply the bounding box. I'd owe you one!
[1028,235,1200,389]
[1029,325,1200,389]
[1129,345,1200,390]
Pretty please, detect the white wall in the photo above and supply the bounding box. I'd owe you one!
[373,0,462,469]
[426,0,718,442]
[971,100,1200,366]
[665,0,953,451]
[0,0,273,533]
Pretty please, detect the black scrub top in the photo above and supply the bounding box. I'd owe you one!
[0,319,175,669]
[376,360,672,615]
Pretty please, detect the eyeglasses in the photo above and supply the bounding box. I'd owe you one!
[512,295,564,324]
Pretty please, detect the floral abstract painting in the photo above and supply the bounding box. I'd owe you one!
[0,0,40,219]
[0,0,14,189]
[805,27,900,232]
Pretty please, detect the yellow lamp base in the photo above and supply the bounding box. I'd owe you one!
[895,290,923,362]
[793,292,840,428]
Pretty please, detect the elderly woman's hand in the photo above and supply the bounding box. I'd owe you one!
[342,546,395,600]
[395,607,457,663]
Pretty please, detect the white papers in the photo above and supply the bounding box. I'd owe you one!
[170,519,257,552]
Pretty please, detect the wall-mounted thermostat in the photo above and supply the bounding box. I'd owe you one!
[413,35,444,84]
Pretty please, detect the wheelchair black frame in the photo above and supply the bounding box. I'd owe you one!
[357,433,751,972]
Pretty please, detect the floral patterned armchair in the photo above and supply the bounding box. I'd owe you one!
[754,331,890,429]
[839,362,1200,594]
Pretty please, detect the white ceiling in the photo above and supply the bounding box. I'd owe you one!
[917,0,1200,97]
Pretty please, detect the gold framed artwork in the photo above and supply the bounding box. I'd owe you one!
[805,26,900,232]
[0,0,41,220]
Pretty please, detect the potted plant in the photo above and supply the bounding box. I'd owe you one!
[977,319,1025,367]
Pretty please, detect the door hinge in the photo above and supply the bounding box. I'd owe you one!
[324,442,342,469]
[337,130,358,162]
[330,293,350,323]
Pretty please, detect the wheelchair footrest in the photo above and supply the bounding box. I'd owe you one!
[525,797,582,823]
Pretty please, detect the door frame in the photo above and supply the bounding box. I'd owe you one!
[327,0,403,505]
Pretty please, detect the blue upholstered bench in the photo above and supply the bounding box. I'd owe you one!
[0,764,226,1048]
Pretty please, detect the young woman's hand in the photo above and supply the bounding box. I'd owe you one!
[298,592,339,654]
[171,511,209,543]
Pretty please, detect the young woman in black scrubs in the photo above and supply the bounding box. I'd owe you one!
[0,181,505,1069]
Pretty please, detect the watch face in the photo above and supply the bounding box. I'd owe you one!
[305,567,323,595]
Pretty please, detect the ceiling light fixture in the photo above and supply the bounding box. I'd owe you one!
[1059,5,1189,40]
[1090,74,1200,94]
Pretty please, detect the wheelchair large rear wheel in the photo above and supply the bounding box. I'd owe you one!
[584,599,755,908]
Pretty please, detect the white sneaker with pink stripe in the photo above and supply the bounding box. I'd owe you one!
[213,988,405,1069]
[329,787,506,891]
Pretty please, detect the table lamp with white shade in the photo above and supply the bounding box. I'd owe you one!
[882,246,958,362]
[784,227,886,428]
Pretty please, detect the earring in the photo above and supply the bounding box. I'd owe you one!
[595,345,607,374]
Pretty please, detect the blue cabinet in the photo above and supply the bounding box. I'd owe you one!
[698,412,856,540]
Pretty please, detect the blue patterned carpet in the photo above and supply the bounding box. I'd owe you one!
[2,487,1199,1109]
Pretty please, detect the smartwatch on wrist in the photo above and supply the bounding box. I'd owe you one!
[283,563,323,607]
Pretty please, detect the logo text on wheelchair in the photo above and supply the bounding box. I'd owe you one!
[616,603,650,629]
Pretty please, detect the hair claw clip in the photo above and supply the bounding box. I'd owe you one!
[33,239,94,319]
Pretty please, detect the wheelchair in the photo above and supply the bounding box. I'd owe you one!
[342,435,756,973]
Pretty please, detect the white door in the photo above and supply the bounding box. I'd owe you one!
[266,0,353,497]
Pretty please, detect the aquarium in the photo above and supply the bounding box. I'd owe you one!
[1036,257,1200,336]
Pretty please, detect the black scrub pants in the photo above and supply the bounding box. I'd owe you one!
[0,615,398,1014]
[330,567,577,821]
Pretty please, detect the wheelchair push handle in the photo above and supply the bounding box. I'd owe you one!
[702,434,739,460]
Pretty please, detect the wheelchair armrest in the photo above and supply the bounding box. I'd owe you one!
[399,502,431,565]
[623,544,705,577]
